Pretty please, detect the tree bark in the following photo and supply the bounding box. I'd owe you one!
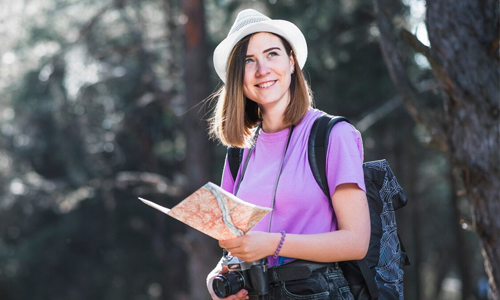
[181,0,219,299]
[374,0,500,297]
[449,166,473,300]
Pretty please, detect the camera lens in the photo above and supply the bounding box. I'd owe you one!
[212,272,245,298]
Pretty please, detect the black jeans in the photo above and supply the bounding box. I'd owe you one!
[250,262,354,300]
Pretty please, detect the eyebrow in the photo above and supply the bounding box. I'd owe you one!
[246,47,282,58]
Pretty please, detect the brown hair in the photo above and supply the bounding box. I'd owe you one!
[209,33,312,148]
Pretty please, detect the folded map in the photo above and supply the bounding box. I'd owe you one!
[139,182,272,241]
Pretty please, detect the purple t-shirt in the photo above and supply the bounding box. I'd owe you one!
[220,109,365,265]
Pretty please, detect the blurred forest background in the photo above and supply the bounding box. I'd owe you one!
[0,0,497,299]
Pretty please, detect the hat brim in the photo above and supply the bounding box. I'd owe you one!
[213,19,307,83]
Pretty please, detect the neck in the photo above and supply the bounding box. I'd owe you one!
[261,118,289,133]
[260,107,291,133]
[259,102,290,133]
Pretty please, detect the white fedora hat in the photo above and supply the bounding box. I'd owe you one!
[213,9,308,83]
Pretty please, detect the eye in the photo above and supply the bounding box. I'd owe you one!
[245,58,254,64]
[268,52,278,58]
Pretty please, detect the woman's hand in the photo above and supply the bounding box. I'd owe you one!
[217,184,369,264]
[207,265,249,300]
[218,231,281,262]
[207,232,279,299]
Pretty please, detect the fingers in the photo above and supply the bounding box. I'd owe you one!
[219,236,248,258]
[224,289,248,300]
[219,238,238,249]
[219,233,249,249]
[235,289,249,299]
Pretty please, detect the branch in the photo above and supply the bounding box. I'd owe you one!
[115,171,183,196]
[373,0,448,152]
[400,29,460,100]
[400,29,435,65]
[356,95,402,133]
[356,79,440,133]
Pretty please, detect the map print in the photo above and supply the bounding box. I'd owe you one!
[140,182,272,241]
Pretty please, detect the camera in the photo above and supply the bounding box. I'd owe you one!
[212,255,269,299]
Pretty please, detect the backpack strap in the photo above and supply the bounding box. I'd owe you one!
[227,147,243,182]
[308,115,350,198]
[357,260,380,299]
[399,233,411,266]
[308,114,380,300]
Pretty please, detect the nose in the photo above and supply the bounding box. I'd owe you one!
[256,60,270,77]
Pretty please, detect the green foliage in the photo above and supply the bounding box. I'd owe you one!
[0,0,487,299]
[0,0,188,298]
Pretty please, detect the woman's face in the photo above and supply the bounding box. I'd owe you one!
[243,32,295,111]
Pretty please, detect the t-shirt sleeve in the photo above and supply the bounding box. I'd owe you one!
[325,121,366,197]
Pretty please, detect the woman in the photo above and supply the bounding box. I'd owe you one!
[207,9,370,300]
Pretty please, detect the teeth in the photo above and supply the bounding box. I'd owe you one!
[258,81,275,88]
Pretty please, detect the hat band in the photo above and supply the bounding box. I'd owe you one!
[229,16,270,35]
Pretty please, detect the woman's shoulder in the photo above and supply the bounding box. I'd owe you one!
[298,108,325,127]
[330,119,359,135]
[301,109,359,135]
[327,117,364,158]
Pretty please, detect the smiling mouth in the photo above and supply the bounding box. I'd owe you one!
[256,80,277,88]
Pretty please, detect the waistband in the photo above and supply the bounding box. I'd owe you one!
[267,260,338,283]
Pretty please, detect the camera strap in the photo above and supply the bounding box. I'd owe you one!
[234,123,295,233]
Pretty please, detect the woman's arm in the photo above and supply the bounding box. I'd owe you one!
[219,183,370,263]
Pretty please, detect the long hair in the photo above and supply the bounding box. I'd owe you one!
[209,33,312,148]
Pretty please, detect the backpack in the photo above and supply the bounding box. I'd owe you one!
[227,114,410,300]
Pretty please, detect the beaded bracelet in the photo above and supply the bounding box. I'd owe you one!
[273,230,286,259]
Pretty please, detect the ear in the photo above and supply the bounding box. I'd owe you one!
[289,50,295,73]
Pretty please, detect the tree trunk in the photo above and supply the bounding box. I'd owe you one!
[425,2,500,297]
[181,0,219,299]
[448,165,473,299]
[374,0,500,297]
